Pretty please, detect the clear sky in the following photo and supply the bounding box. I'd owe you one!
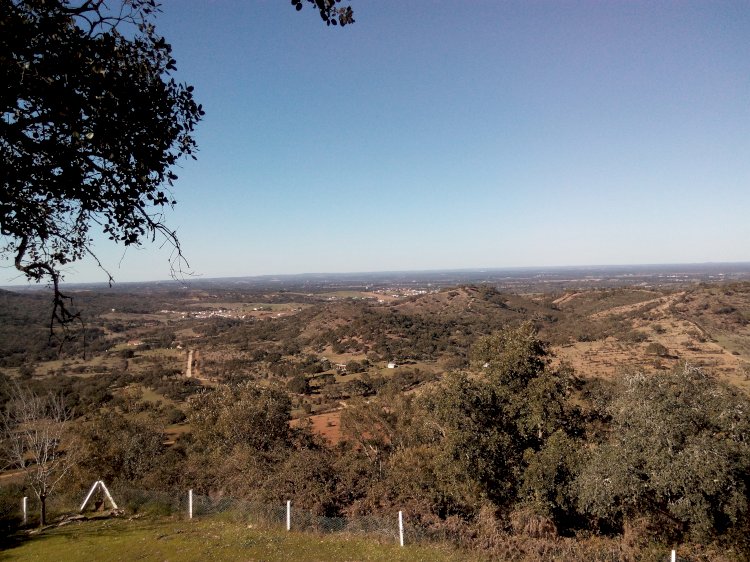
[5,0,750,285]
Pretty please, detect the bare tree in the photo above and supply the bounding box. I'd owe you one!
[1,387,78,527]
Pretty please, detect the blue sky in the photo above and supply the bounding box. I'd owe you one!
[6,0,750,284]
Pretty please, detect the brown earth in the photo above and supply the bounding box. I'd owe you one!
[291,410,342,444]
[553,287,750,392]
[552,292,583,306]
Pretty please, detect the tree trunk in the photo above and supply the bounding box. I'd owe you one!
[40,495,46,527]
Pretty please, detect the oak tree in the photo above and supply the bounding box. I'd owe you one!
[577,364,750,541]
[416,323,581,520]
[1,0,354,334]
[293,0,354,26]
[1,0,203,330]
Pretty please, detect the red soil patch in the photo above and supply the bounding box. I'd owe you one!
[291,410,342,445]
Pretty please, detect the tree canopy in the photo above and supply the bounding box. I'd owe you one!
[576,364,750,542]
[1,0,203,328]
[293,0,354,26]
[1,0,354,333]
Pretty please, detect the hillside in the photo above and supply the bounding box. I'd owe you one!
[551,284,750,392]
[3,280,750,558]
[3,282,750,403]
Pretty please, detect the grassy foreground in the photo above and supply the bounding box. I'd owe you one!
[0,517,480,562]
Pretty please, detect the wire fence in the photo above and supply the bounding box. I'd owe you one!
[3,484,410,546]
[1,485,694,560]
[189,492,402,540]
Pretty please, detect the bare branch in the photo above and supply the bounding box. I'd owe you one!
[1,385,79,526]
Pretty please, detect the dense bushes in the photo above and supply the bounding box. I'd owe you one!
[577,366,750,543]
[3,294,750,556]
[75,411,184,489]
[171,327,750,553]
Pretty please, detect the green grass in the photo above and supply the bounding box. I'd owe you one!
[1,517,479,562]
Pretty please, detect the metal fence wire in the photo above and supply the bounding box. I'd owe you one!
[113,486,185,516]
[5,485,408,546]
[1,486,688,560]
[188,491,402,542]
[191,494,286,526]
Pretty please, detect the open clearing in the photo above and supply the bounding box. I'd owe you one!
[552,288,750,392]
[291,410,343,444]
[0,517,477,562]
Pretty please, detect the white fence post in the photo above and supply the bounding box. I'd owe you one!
[286,500,291,531]
[398,510,404,547]
[189,489,193,519]
[98,481,118,510]
[671,549,676,562]
[80,480,101,512]
[22,496,27,525]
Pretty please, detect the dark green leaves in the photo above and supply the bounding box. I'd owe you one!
[576,364,750,541]
[293,0,355,27]
[1,0,203,331]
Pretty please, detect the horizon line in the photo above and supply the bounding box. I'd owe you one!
[3,260,750,289]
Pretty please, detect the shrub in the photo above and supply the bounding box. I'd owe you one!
[645,342,669,357]
[577,365,750,543]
